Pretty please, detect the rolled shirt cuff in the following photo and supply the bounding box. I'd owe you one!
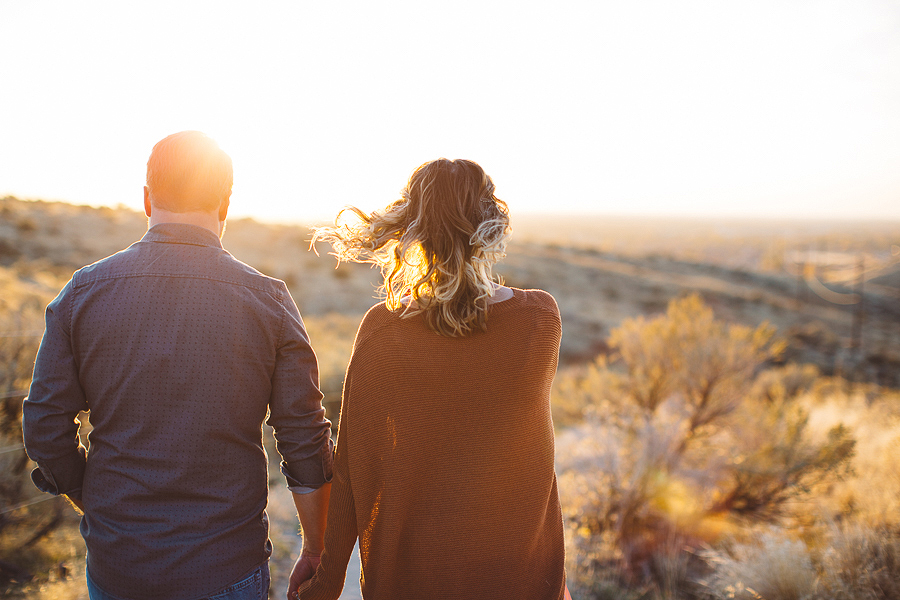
[280,460,333,492]
[31,465,59,494]
[30,465,83,501]
[279,438,334,491]
[27,445,87,499]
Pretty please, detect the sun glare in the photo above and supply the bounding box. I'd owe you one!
[1,1,898,222]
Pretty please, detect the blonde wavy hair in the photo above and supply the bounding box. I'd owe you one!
[313,158,511,337]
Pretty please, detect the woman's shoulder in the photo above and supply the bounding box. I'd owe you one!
[496,288,561,338]
[509,287,560,316]
[355,301,393,334]
[351,301,414,350]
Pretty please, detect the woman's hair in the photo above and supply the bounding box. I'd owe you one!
[313,158,511,337]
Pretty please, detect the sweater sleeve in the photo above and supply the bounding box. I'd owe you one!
[296,368,359,600]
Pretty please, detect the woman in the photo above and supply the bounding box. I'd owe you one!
[292,159,567,600]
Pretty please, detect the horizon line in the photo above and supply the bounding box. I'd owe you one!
[4,193,900,226]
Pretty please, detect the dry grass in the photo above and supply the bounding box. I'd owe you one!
[698,523,900,600]
[302,312,363,411]
[512,213,900,276]
[4,565,89,600]
[817,523,900,600]
[797,383,900,527]
[553,299,900,600]
[2,197,900,599]
[0,508,86,600]
[702,531,817,600]
[5,196,899,375]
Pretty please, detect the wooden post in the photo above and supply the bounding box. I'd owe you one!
[796,246,806,310]
[850,255,864,355]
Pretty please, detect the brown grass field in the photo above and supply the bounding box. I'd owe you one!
[1,196,899,599]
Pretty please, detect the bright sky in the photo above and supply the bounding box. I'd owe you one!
[1,0,899,223]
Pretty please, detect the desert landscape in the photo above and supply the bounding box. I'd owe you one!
[2,195,899,599]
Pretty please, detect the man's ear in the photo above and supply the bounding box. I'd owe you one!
[218,193,231,222]
[144,186,152,217]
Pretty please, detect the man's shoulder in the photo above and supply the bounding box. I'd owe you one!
[212,252,291,297]
[70,244,141,285]
[69,239,291,301]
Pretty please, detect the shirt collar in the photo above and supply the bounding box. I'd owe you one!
[141,223,224,250]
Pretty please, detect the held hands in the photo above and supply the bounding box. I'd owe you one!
[288,485,330,598]
[287,549,321,600]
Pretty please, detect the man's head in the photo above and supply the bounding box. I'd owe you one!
[145,131,232,214]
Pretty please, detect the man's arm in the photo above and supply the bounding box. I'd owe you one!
[266,287,336,597]
[287,484,332,597]
[22,282,89,507]
[266,286,333,491]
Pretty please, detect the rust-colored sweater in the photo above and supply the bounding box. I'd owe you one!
[297,288,566,600]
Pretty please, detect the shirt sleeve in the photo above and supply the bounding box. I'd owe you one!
[22,280,89,500]
[266,284,334,490]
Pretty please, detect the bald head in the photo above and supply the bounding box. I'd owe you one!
[145,131,232,213]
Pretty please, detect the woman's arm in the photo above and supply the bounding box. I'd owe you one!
[293,369,360,600]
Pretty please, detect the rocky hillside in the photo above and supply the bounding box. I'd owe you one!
[2,196,898,385]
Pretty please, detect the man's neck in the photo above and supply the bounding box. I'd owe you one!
[148,208,224,238]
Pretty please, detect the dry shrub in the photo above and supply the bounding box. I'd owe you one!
[552,364,613,428]
[702,525,900,600]
[702,531,816,600]
[0,268,76,587]
[301,312,364,430]
[817,524,900,600]
[839,433,900,525]
[605,294,783,419]
[713,400,854,519]
[556,295,855,592]
[302,312,361,396]
[0,270,48,510]
[0,520,87,599]
[751,364,821,404]
[802,387,900,527]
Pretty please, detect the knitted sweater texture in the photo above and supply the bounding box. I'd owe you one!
[297,288,566,600]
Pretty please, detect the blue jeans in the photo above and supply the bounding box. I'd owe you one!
[86,561,270,600]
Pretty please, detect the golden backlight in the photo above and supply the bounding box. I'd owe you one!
[0,1,898,223]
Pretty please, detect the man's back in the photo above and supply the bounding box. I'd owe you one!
[24,223,331,600]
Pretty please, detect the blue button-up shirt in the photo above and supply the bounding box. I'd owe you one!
[23,223,333,600]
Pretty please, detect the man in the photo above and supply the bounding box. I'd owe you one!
[23,131,332,600]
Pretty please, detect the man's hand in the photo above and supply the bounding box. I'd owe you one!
[287,549,321,599]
